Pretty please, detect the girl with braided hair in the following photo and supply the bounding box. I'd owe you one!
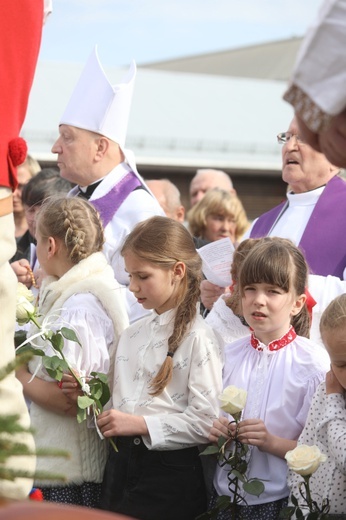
[16,196,128,507]
[97,215,223,520]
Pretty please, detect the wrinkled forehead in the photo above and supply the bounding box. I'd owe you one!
[287,117,299,134]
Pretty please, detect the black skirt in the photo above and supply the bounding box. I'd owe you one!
[100,436,207,520]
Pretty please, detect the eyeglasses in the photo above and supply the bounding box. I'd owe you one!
[277,132,304,145]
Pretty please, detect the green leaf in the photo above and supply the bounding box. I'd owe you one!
[98,383,110,407]
[242,479,265,497]
[14,330,28,348]
[77,407,86,424]
[218,435,228,449]
[215,494,231,511]
[232,469,246,483]
[91,371,108,383]
[296,508,304,519]
[90,381,103,400]
[78,395,94,409]
[200,445,219,456]
[279,506,295,518]
[50,332,64,353]
[16,344,45,357]
[291,494,299,507]
[60,327,81,346]
[42,355,69,381]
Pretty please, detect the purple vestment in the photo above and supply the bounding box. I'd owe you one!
[250,175,346,278]
[92,171,141,228]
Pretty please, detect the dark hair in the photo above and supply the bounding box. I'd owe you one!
[22,168,72,207]
[37,196,105,265]
[121,216,202,396]
[238,237,310,338]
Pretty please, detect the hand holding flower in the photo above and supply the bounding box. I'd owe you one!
[199,386,265,520]
[97,409,149,438]
[209,416,234,444]
[59,373,83,401]
[236,419,296,459]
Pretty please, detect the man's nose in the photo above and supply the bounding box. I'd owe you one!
[51,138,61,154]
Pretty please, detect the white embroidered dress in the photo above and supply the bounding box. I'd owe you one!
[214,329,329,505]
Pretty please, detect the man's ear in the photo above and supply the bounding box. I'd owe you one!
[95,136,110,160]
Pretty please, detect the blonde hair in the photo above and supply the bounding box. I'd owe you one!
[239,237,310,338]
[36,196,105,265]
[19,154,41,178]
[187,188,249,241]
[121,216,202,396]
[320,294,346,336]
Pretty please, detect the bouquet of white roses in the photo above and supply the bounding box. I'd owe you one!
[15,282,115,449]
[199,385,265,519]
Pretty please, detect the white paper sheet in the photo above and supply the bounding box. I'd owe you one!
[197,238,234,287]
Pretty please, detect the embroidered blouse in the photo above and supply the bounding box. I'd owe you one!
[214,331,329,505]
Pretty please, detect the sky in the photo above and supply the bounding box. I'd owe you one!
[39,0,324,67]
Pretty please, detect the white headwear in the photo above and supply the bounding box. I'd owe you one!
[59,46,136,151]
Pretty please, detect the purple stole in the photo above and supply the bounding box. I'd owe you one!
[91,171,141,228]
[250,175,346,278]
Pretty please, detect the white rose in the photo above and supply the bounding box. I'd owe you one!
[16,283,36,325]
[16,282,35,302]
[219,385,247,415]
[285,444,327,476]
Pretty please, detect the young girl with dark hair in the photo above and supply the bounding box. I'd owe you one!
[97,215,223,520]
[209,237,329,519]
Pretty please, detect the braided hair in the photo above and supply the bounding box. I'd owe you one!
[121,216,202,396]
[36,196,104,264]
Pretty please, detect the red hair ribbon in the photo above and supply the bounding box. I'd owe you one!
[305,288,317,324]
[29,487,44,501]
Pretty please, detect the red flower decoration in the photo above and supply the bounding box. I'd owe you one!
[29,487,44,501]
[8,137,27,167]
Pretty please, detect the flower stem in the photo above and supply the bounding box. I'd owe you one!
[304,475,313,511]
[109,438,118,453]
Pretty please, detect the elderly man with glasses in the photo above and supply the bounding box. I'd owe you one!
[248,116,345,279]
[201,116,346,313]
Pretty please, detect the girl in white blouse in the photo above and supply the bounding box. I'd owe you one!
[16,197,128,507]
[209,237,329,520]
[287,293,346,516]
[97,216,223,520]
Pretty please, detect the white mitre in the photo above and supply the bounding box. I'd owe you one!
[60,45,136,154]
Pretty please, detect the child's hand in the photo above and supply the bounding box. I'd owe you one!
[11,259,32,287]
[209,416,234,444]
[97,409,148,437]
[60,373,82,403]
[326,368,344,395]
[237,418,271,452]
[237,418,297,458]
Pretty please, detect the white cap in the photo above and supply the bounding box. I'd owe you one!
[59,46,136,150]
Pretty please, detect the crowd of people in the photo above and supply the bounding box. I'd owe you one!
[2,1,346,519]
